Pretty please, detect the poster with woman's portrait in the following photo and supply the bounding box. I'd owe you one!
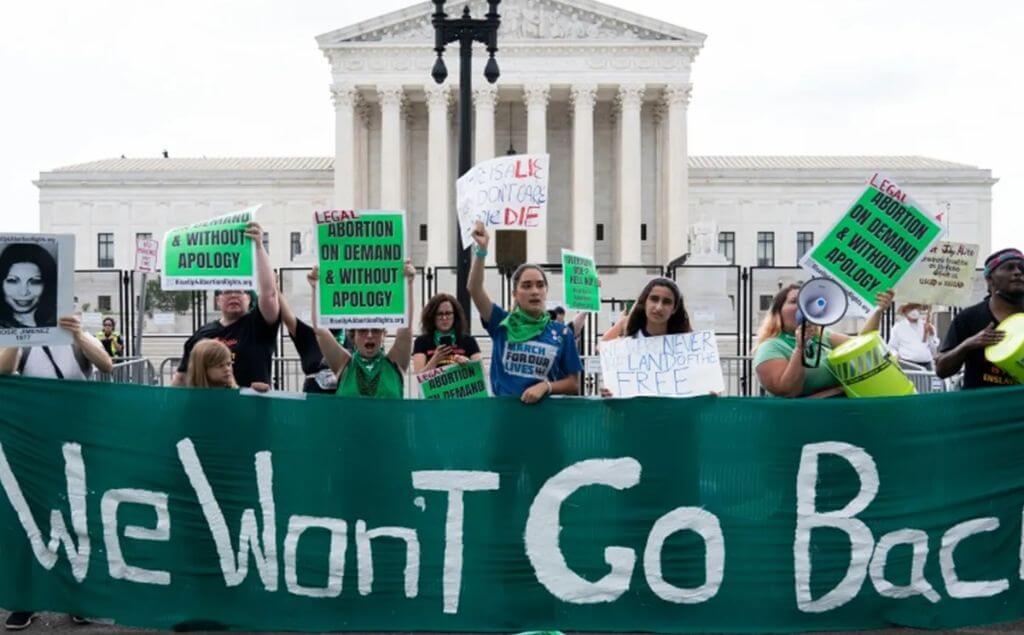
[0,234,75,347]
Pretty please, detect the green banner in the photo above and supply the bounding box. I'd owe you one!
[416,361,490,400]
[161,207,258,290]
[800,174,942,315]
[315,209,406,329]
[2,377,1024,632]
[561,249,600,312]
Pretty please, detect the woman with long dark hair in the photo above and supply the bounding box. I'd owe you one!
[411,293,482,373]
[602,277,692,341]
[467,222,581,403]
[0,243,58,328]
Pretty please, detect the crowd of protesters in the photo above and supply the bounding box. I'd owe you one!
[1,221,1022,412]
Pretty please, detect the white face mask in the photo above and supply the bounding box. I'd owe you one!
[907,309,921,321]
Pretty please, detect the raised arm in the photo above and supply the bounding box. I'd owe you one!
[860,290,894,335]
[601,314,629,341]
[0,348,19,375]
[467,221,493,324]
[246,221,280,325]
[388,260,416,373]
[570,311,589,336]
[306,265,351,375]
[60,315,114,374]
[279,294,298,338]
[316,327,351,376]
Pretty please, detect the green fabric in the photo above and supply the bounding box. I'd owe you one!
[432,330,455,347]
[753,331,839,396]
[499,307,551,343]
[336,351,402,398]
[1,376,1024,632]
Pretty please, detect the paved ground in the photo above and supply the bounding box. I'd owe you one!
[4,612,1024,635]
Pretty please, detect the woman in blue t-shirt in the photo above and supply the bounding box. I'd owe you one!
[467,222,582,403]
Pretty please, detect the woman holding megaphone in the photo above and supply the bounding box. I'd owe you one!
[754,284,892,398]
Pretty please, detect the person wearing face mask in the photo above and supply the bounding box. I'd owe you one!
[171,221,280,388]
[935,247,1024,388]
[887,303,939,370]
[753,284,892,398]
[412,293,481,373]
[310,261,416,399]
[468,222,581,404]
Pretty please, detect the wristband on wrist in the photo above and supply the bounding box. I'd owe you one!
[474,246,488,258]
[545,379,553,395]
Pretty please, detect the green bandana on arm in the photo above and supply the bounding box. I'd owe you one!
[499,307,551,343]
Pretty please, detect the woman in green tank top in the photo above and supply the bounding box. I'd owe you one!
[753,283,892,398]
[307,261,415,399]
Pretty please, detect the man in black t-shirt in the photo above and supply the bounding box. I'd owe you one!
[936,247,1024,389]
[171,221,280,388]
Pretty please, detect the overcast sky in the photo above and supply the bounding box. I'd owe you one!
[1,0,1021,249]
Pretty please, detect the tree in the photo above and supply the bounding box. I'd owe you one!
[145,279,191,314]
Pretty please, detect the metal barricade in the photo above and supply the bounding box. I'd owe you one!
[94,357,157,386]
[159,358,181,386]
[905,370,948,394]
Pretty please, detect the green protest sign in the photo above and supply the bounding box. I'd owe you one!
[2,377,1024,632]
[315,209,406,329]
[416,360,490,400]
[561,249,600,312]
[161,207,258,290]
[800,174,943,315]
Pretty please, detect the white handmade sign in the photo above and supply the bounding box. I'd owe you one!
[894,241,978,307]
[456,153,550,248]
[135,237,159,274]
[599,331,725,398]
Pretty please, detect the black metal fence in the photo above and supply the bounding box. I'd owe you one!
[74,264,978,391]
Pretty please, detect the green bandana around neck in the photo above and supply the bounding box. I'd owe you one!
[433,330,455,347]
[352,350,385,388]
[500,307,551,343]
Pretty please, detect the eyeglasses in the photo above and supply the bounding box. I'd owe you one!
[436,311,455,317]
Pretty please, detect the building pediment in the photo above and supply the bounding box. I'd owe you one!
[317,0,706,48]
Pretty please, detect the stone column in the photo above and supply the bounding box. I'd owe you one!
[663,84,692,262]
[523,83,550,263]
[617,84,645,264]
[474,85,499,266]
[473,85,498,163]
[331,84,359,208]
[378,85,405,210]
[570,84,597,256]
[425,84,453,266]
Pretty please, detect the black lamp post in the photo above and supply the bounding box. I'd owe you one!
[431,0,501,318]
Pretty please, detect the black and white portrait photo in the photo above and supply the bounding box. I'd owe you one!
[0,234,74,347]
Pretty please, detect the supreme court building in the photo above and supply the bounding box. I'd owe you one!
[38,0,995,274]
